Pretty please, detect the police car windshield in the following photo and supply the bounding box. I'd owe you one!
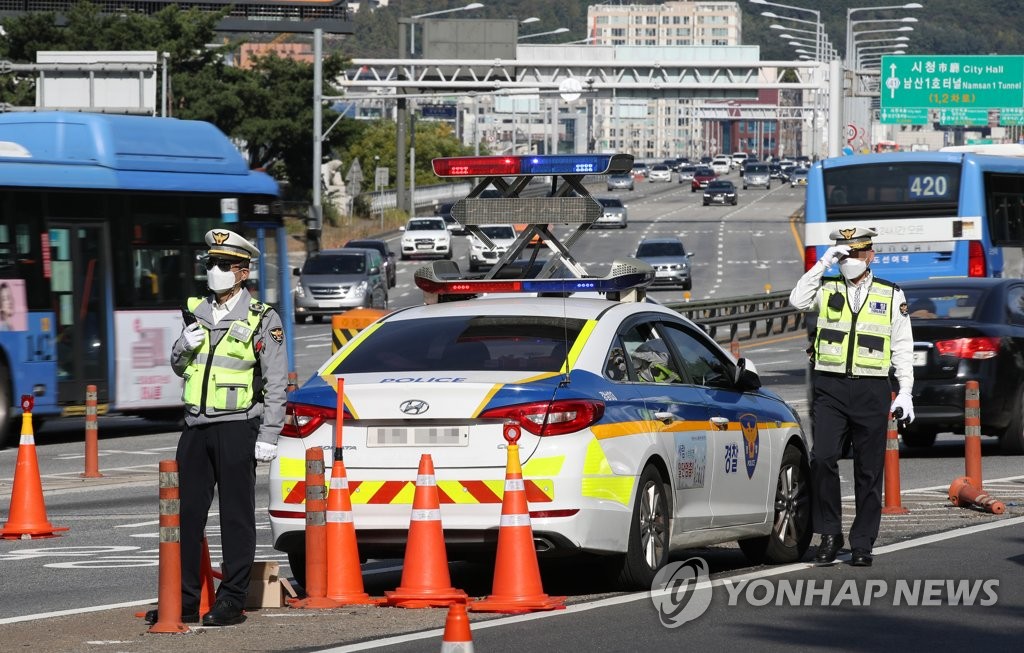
[334,316,586,373]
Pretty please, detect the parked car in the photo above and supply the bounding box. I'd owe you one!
[594,196,628,229]
[743,163,772,190]
[344,238,397,289]
[789,168,809,187]
[635,237,693,290]
[703,180,738,206]
[648,164,673,182]
[606,173,635,191]
[898,278,1024,453]
[690,167,717,192]
[292,248,388,322]
[270,291,810,589]
[399,217,452,260]
[467,224,518,272]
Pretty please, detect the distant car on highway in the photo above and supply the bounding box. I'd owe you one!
[344,238,396,289]
[648,164,673,182]
[594,196,628,229]
[467,224,517,272]
[635,237,693,290]
[690,166,717,192]
[606,173,635,191]
[703,179,738,206]
[789,168,809,187]
[711,157,732,176]
[399,217,451,260]
[631,162,649,177]
[743,163,772,190]
[677,165,697,183]
[292,248,388,322]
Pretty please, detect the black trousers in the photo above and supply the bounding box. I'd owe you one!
[810,373,891,551]
[176,417,259,611]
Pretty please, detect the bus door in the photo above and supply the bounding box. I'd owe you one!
[49,224,110,405]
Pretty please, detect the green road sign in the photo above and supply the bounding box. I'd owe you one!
[881,55,1024,110]
[939,108,991,126]
[880,107,930,124]
[1000,107,1024,126]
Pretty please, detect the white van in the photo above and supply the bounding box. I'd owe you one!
[711,157,732,175]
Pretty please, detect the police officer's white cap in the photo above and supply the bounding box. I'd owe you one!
[829,226,877,251]
[205,229,260,260]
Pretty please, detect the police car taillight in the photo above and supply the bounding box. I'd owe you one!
[481,399,605,436]
[282,402,349,438]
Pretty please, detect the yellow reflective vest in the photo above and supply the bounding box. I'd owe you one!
[182,296,271,416]
[814,277,895,377]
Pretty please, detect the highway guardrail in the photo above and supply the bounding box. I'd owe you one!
[664,290,808,344]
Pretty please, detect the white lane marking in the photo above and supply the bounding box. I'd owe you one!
[320,515,1024,652]
[844,474,1024,500]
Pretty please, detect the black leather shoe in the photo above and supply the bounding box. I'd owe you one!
[850,549,873,567]
[144,608,199,625]
[813,534,844,563]
[202,597,246,627]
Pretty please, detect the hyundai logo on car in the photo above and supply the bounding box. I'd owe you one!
[399,399,430,415]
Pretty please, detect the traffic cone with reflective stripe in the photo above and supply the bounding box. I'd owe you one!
[385,454,467,608]
[198,537,220,618]
[1,396,69,539]
[290,447,340,609]
[325,455,376,604]
[440,602,474,653]
[469,426,564,614]
[149,460,189,633]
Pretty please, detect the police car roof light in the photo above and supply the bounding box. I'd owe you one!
[413,258,654,299]
[432,154,633,178]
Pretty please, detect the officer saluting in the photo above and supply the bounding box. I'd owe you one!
[147,229,287,627]
[790,227,914,567]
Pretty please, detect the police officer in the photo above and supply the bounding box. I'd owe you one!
[789,227,914,567]
[146,229,287,626]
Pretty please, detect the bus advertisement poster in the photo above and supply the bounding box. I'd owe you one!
[114,310,183,409]
[0,279,27,332]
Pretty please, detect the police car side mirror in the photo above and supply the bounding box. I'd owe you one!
[733,357,762,391]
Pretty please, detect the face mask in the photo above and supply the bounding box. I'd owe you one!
[839,257,867,280]
[207,266,238,293]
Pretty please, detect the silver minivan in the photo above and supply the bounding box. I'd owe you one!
[743,163,772,190]
[292,248,388,323]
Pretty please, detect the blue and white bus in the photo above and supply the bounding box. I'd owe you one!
[0,112,291,447]
[802,151,1024,280]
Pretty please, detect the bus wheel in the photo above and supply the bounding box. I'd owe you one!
[0,358,11,449]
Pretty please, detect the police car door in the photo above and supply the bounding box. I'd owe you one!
[617,318,713,532]
[659,321,772,528]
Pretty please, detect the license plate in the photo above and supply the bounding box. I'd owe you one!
[913,350,927,366]
[656,270,672,278]
[367,426,469,447]
[416,243,433,250]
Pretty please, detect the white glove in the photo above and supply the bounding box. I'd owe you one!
[181,322,206,352]
[890,392,915,424]
[819,245,851,269]
[255,441,278,463]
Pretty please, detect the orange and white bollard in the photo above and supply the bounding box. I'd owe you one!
[82,384,102,478]
[149,460,188,633]
[964,380,983,489]
[290,447,339,609]
[882,399,909,515]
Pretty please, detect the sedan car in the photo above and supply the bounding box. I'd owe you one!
[270,293,811,589]
[677,165,697,183]
[400,217,452,260]
[789,168,809,187]
[899,278,1024,453]
[635,237,693,290]
[606,173,635,191]
[703,180,738,206]
[648,164,673,182]
[690,166,717,192]
[594,196,628,229]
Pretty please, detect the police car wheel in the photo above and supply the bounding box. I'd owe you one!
[738,445,811,564]
[615,464,670,590]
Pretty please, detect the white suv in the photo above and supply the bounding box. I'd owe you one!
[467,224,517,272]
[711,157,732,176]
[400,217,451,260]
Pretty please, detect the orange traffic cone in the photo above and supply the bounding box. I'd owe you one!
[440,602,474,652]
[385,454,468,608]
[198,537,219,618]
[325,456,376,604]
[290,447,340,609]
[469,427,564,614]
[1,396,69,539]
[149,460,189,633]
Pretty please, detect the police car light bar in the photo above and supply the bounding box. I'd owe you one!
[432,154,634,178]
[414,258,654,297]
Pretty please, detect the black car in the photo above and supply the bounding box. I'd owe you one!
[344,238,396,288]
[900,278,1024,453]
[433,202,467,235]
[703,180,738,206]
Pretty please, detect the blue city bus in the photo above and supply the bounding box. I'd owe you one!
[802,151,1024,280]
[0,112,292,447]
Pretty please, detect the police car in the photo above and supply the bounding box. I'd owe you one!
[268,154,813,590]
